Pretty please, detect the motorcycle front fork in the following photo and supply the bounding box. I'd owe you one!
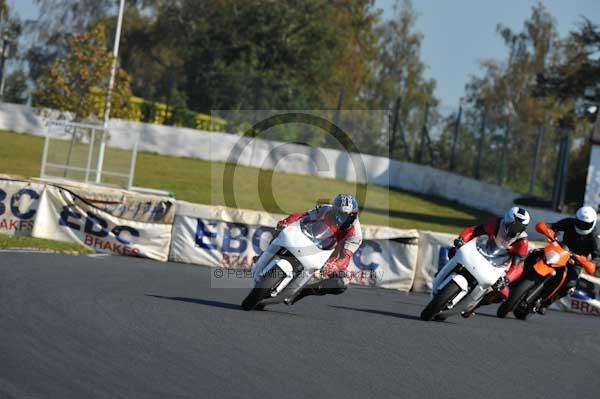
[524,274,553,312]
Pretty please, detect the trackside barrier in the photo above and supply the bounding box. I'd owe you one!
[32,183,175,261]
[549,273,600,317]
[170,201,420,291]
[0,175,45,237]
[2,175,598,314]
[411,231,455,293]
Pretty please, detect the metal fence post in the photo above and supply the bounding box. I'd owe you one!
[498,114,511,185]
[449,104,462,171]
[474,106,486,179]
[417,103,430,164]
[40,121,51,179]
[127,130,140,190]
[529,122,545,194]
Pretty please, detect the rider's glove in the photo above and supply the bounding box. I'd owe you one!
[454,237,465,248]
[321,260,339,276]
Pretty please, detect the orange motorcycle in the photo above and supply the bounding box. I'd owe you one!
[497,222,596,320]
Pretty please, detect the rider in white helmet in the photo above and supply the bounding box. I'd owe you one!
[273,193,363,305]
[452,206,531,317]
[535,206,600,314]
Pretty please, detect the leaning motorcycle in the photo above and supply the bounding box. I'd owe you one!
[420,236,513,321]
[496,222,596,320]
[241,218,336,310]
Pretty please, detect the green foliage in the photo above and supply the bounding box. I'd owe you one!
[0,234,90,254]
[459,3,596,204]
[119,0,381,113]
[33,23,133,120]
[20,0,600,208]
[2,69,28,104]
[368,0,438,160]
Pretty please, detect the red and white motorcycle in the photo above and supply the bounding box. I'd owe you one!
[241,218,336,310]
[421,236,513,321]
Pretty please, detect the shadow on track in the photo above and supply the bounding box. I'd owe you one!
[394,299,427,308]
[330,305,423,321]
[146,294,241,310]
[473,311,499,319]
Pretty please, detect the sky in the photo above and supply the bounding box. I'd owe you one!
[376,0,599,111]
[9,0,600,111]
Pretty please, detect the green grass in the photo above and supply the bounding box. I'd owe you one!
[0,234,91,254]
[0,129,491,234]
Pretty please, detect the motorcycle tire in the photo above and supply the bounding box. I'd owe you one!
[513,306,530,320]
[420,282,462,321]
[241,268,286,311]
[497,278,536,318]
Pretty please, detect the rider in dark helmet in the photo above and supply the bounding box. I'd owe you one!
[272,194,363,305]
[534,206,600,314]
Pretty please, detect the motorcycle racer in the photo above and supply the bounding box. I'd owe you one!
[273,193,363,305]
[451,207,531,317]
[534,206,600,314]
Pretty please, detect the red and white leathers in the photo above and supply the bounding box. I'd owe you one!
[277,204,363,276]
[456,217,529,300]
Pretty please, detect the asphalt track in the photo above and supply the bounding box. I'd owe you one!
[0,253,598,399]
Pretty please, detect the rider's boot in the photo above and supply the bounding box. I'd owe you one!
[285,277,347,305]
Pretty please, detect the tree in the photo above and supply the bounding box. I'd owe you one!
[322,0,380,108]
[0,1,22,100]
[2,69,28,103]
[462,3,567,193]
[536,18,600,206]
[26,0,156,82]
[25,0,113,82]
[368,0,437,160]
[34,23,132,120]
[537,18,600,110]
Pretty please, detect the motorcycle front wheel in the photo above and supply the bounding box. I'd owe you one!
[420,282,462,321]
[497,278,536,318]
[241,268,286,311]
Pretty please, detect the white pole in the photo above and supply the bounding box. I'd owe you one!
[96,0,125,184]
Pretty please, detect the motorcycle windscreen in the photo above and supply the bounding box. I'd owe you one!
[475,236,512,267]
[300,219,338,250]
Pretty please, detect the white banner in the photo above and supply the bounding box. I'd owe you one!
[32,185,172,261]
[551,273,600,317]
[0,177,46,237]
[412,230,454,292]
[170,202,420,291]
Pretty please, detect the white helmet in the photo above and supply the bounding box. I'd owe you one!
[500,207,530,241]
[575,206,597,235]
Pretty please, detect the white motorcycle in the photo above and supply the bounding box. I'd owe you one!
[420,236,512,321]
[241,218,336,310]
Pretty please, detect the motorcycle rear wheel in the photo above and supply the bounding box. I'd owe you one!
[497,278,536,318]
[420,282,462,321]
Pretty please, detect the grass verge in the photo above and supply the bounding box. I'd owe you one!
[0,234,91,254]
[0,129,491,234]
